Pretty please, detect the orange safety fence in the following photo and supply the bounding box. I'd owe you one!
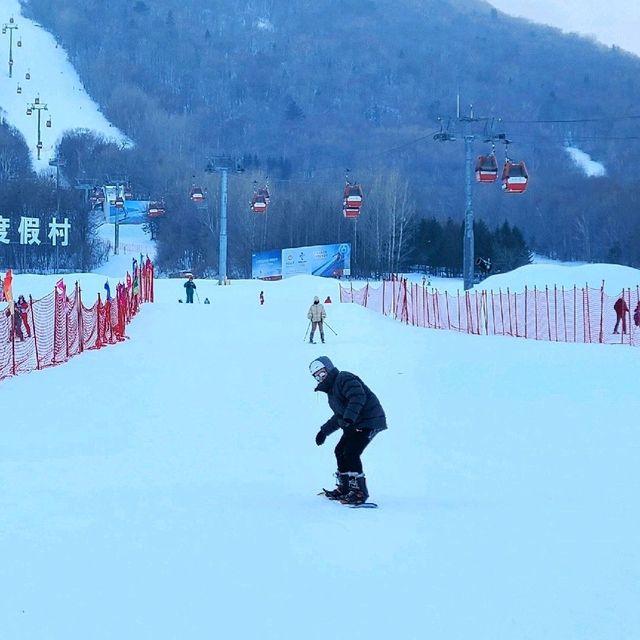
[340,278,640,347]
[0,260,154,381]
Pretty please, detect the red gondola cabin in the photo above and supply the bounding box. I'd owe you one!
[475,154,499,183]
[148,201,166,217]
[251,195,267,214]
[501,161,529,194]
[251,185,270,214]
[344,183,364,209]
[190,186,205,203]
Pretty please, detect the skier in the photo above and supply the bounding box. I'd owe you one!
[259,291,264,305]
[184,275,196,304]
[310,356,387,505]
[307,296,326,344]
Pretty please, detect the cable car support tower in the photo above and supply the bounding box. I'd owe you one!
[434,102,511,290]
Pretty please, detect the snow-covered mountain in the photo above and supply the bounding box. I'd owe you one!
[0,0,129,172]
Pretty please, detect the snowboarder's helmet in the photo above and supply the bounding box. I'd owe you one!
[309,356,334,382]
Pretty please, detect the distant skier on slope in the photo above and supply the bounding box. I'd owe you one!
[307,296,326,343]
[310,356,387,505]
[184,275,196,304]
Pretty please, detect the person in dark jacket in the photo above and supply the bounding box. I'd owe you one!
[16,295,31,337]
[310,356,387,504]
[613,294,629,334]
[5,302,24,342]
[184,275,196,304]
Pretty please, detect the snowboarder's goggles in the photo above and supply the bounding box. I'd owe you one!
[309,360,329,382]
[312,368,328,382]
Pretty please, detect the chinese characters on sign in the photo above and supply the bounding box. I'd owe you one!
[0,216,71,246]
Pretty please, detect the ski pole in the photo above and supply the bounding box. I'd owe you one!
[303,321,311,342]
[323,320,338,336]
[195,291,201,303]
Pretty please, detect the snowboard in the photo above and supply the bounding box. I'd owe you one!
[318,490,378,508]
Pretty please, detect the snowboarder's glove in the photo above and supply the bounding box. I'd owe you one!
[315,430,326,446]
[338,418,353,430]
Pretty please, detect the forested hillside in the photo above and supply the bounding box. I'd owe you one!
[5,0,640,275]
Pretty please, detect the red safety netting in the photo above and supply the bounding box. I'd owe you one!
[340,278,640,347]
[0,259,154,381]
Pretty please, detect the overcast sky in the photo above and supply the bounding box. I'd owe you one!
[487,0,640,58]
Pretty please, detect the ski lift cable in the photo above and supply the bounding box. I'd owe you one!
[235,114,640,185]
[502,114,640,124]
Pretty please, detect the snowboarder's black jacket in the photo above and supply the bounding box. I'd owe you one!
[315,367,387,436]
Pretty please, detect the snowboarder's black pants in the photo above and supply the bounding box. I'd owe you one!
[334,428,379,474]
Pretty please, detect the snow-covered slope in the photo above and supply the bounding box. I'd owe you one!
[0,0,129,171]
[1,260,639,640]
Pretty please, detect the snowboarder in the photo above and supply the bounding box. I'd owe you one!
[307,296,326,344]
[259,291,264,305]
[184,275,196,304]
[310,356,387,505]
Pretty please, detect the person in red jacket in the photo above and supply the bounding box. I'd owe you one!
[16,294,31,338]
[613,294,629,334]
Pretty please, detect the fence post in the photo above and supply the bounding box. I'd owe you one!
[29,294,40,370]
[403,279,409,324]
[545,286,551,341]
[524,286,529,339]
[77,283,84,353]
[599,281,605,343]
[490,290,496,336]
[10,306,16,376]
[53,285,59,363]
[391,279,396,318]
[65,291,70,359]
[96,293,103,349]
[584,284,590,343]
[553,285,558,342]
[423,283,428,328]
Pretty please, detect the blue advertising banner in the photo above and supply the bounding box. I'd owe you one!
[252,243,351,279]
[107,200,150,225]
[281,243,351,278]
[251,249,282,280]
